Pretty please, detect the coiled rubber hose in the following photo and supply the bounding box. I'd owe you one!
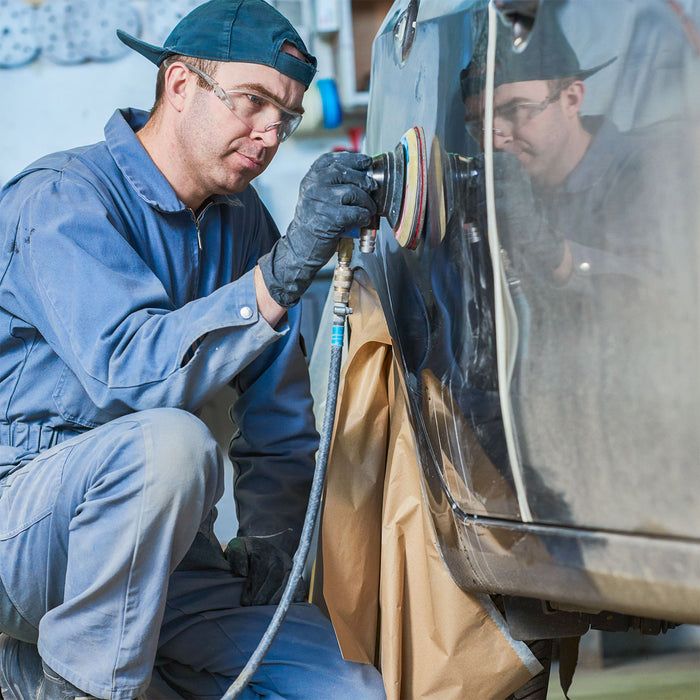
[221,332,346,699]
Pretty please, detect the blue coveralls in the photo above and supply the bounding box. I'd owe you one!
[0,109,385,699]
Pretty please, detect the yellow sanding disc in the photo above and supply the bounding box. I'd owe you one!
[427,134,447,247]
[394,126,428,249]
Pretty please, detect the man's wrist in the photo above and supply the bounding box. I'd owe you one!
[254,265,286,327]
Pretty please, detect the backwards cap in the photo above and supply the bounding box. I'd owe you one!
[117,0,317,89]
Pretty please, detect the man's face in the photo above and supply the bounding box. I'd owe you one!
[467,79,582,186]
[493,79,573,184]
[177,54,306,197]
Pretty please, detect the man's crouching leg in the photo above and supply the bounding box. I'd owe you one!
[152,543,387,700]
[0,408,225,700]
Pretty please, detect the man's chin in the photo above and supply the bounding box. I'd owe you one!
[215,172,256,195]
[516,151,540,177]
[224,160,270,192]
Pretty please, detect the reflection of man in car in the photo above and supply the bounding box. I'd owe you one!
[458,3,684,521]
[460,7,653,288]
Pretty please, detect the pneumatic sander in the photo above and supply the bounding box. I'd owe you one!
[360,126,478,253]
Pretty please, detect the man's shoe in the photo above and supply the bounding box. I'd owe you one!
[1,634,145,700]
[0,633,45,700]
[41,662,99,699]
[0,634,98,700]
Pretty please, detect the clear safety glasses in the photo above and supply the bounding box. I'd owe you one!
[180,61,303,142]
[465,81,572,143]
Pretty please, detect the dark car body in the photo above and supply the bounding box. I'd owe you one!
[360,0,700,633]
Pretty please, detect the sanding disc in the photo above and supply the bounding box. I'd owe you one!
[0,0,39,67]
[32,0,140,64]
[76,0,141,62]
[393,125,427,250]
[426,133,447,247]
[32,0,85,64]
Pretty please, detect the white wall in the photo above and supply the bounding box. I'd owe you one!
[2,54,150,184]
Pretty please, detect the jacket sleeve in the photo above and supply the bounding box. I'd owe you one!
[0,174,283,418]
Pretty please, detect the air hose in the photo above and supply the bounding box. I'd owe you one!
[222,238,356,699]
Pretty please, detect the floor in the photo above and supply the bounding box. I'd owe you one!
[546,650,700,700]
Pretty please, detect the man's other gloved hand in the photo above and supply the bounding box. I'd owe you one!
[225,535,308,606]
[487,152,566,277]
[258,151,377,308]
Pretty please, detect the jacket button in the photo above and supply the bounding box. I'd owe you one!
[240,306,254,319]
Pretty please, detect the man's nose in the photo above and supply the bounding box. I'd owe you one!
[493,126,513,150]
[253,126,281,148]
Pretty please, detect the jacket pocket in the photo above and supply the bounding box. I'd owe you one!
[52,363,112,429]
[0,447,66,539]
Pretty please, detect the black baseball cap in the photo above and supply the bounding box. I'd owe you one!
[460,1,615,99]
[117,0,317,89]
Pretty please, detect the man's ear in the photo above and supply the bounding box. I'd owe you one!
[563,80,585,117]
[163,62,191,113]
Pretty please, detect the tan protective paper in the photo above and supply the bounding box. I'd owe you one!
[321,270,537,699]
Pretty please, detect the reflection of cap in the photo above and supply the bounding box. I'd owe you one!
[460,1,615,99]
[117,0,317,89]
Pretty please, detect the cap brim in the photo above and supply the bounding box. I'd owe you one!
[576,56,617,81]
[116,29,170,65]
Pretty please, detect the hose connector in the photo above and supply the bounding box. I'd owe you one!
[332,237,355,346]
[359,216,379,254]
[359,227,378,254]
[333,238,355,308]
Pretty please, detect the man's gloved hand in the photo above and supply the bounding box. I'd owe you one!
[258,151,377,308]
[225,535,308,606]
[486,152,567,277]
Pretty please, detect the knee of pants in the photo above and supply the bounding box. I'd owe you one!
[135,408,225,511]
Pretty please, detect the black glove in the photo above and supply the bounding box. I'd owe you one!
[225,535,308,606]
[258,151,377,308]
[488,152,566,276]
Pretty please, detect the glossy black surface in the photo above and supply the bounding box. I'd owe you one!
[362,0,700,620]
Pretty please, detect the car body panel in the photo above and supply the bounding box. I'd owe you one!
[361,0,700,623]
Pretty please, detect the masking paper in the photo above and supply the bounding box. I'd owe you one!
[320,270,540,699]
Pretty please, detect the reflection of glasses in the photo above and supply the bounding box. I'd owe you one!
[465,82,570,142]
[179,61,303,142]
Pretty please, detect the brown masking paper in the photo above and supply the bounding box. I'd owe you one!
[321,270,539,699]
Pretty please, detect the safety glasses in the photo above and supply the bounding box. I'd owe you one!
[465,81,571,142]
[180,61,303,142]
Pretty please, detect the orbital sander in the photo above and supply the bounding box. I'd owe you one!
[361,125,428,252]
[361,126,479,252]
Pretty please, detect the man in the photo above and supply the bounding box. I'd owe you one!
[0,1,386,698]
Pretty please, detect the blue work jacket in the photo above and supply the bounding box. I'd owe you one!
[0,108,318,542]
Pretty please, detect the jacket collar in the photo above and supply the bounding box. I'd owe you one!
[562,116,624,194]
[105,108,187,213]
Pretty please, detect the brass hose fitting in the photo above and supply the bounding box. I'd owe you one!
[333,237,355,310]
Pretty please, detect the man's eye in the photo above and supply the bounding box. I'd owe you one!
[246,93,266,107]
